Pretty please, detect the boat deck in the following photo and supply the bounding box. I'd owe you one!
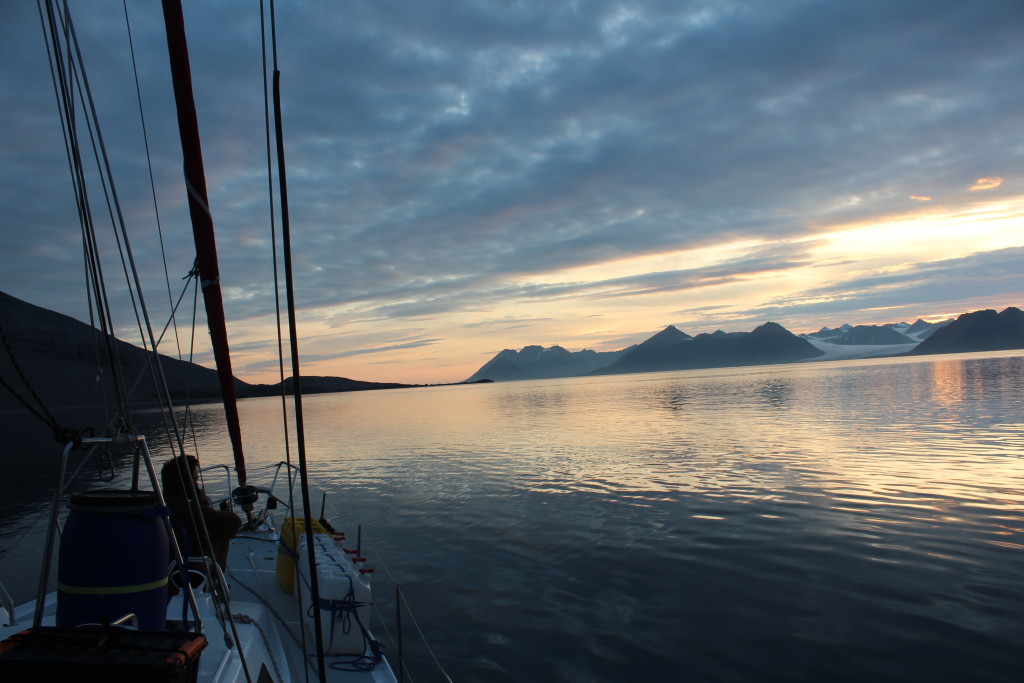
[1,517,397,683]
[218,518,398,682]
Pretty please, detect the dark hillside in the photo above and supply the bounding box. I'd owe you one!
[596,322,821,375]
[910,307,1024,355]
[0,290,238,412]
[0,290,412,414]
[593,325,692,374]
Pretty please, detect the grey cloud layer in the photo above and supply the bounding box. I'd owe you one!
[1,0,1021,338]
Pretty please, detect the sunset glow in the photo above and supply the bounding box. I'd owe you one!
[1,1,1021,384]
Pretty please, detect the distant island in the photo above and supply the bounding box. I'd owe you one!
[2,289,1023,411]
[466,307,1024,382]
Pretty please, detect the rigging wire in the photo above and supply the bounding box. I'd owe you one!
[82,247,114,427]
[36,1,247,666]
[67,18,149,369]
[25,6,256,674]
[259,2,311,679]
[121,0,206,465]
[123,0,202,464]
[43,0,185,455]
[260,4,448,679]
[65,2,193,462]
[0,325,89,445]
[186,274,203,458]
[57,2,139,428]
[122,0,187,369]
[40,0,133,427]
[266,0,329,678]
[119,270,197,410]
[260,0,294,528]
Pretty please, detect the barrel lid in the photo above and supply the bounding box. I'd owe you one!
[70,489,159,509]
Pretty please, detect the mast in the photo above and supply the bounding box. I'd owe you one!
[160,0,247,485]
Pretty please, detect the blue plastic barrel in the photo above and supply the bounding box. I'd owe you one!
[56,490,170,630]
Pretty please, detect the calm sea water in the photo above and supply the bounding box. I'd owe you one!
[2,351,1023,682]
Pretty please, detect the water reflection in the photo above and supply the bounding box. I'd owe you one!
[756,378,795,408]
[2,351,1024,681]
[929,357,968,406]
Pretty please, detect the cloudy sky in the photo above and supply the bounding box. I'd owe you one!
[2,0,1022,384]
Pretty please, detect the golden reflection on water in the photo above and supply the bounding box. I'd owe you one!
[928,356,968,407]
[216,351,1024,543]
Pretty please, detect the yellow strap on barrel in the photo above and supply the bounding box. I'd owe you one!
[56,576,168,595]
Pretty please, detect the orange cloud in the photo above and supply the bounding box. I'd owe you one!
[970,176,1004,191]
[909,195,932,201]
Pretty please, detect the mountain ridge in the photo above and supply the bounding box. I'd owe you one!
[468,308,1022,382]
[909,307,1024,355]
[3,290,1023,401]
